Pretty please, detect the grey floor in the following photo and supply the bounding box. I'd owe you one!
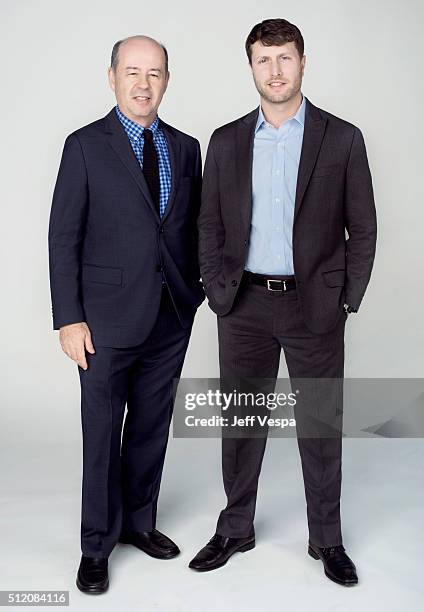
[1,435,423,611]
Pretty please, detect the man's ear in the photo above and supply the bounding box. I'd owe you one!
[108,67,115,92]
[301,54,306,75]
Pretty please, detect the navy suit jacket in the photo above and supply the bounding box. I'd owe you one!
[48,108,205,347]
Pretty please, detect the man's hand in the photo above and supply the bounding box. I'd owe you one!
[59,322,95,370]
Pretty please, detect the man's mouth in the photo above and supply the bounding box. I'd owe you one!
[268,81,287,88]
[134,96,150,101]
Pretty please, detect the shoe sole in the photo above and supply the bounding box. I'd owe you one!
[118,536,180,560]
[308,545,358,587]
[189,540,256,572]
[76,575,109,594]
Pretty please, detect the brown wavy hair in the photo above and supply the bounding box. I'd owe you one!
[245,19,304,64]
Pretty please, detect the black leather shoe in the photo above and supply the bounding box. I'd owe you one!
[119,528,180,559]
[308,542,358,586]
[189,533,255,572]
[76,555,109,594]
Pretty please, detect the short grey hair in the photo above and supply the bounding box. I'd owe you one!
[110,35,169,73]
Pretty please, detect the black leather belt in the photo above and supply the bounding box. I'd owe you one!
[243,271,296,292]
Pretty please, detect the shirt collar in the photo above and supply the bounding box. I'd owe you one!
[255,93,306,133]
[115,105,160,140]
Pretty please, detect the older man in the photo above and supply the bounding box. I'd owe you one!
[48,35,204,593]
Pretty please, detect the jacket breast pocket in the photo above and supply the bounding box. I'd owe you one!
[311,164,342,178]
[322,268,345,287]
[82,263,123,286]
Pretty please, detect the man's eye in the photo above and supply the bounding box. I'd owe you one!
[149,74,159,78]
[258,58,267,64]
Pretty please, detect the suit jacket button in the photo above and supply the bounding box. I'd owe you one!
[156,265,162,272]
[231,280,238,287]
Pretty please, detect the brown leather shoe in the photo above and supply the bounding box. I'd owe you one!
[119,528,180,559]
[308,542,358,586]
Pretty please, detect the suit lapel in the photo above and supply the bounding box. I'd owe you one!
[235,97,327,234]
[104,108,160,222]
[236,108,259,239]
[294,97,327,221]
[159,120,181,224]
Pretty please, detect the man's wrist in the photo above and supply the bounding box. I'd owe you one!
[343,303,357,314]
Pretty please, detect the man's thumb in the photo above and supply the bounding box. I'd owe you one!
[85,333,96,354]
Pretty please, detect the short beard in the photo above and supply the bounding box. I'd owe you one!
[255,78,301,105]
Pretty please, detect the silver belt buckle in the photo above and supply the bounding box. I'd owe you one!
[267,279,287,291]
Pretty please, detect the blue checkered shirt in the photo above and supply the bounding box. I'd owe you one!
[115,105,171,217]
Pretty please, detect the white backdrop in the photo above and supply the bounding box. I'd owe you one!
[1,1,423,610]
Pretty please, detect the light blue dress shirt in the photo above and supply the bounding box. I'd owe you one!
[245,94,306,275]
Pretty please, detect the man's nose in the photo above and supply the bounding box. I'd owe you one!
[270,59,282,78]
[135,74,149,89]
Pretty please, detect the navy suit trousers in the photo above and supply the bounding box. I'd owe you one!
[78,284,191,558]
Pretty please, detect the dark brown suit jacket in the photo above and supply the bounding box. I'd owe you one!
[198,97,377,334]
